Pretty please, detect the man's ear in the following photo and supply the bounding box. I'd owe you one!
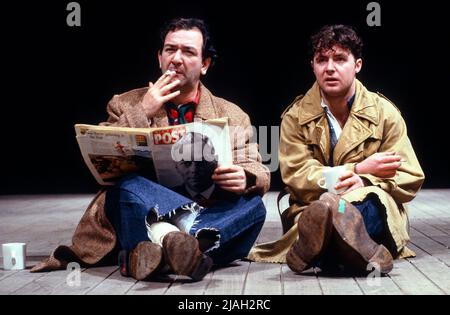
[355,58,363,74]
[201,57,212,75]
[158,50,162,68]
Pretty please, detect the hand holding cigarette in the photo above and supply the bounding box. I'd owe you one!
[142,70,181,119]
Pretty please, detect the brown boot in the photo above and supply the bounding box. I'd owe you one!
[286,201,333,273]
[319,193,394,275]
[121,241,164,281]
[162,231,213,281]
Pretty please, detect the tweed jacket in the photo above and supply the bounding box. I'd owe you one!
[31,83,270,272]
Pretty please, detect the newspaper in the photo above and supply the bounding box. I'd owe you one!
[75,118,233,187]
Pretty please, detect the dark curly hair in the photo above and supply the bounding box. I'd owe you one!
[160,18,218,66]
[310,25,363,60]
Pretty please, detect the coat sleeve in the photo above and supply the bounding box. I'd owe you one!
[358,100,425,204]
[279,107,355,205]
[231,113,271,196]
[100,94,150,128]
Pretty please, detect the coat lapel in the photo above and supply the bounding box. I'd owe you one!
[151,107,169,127]
[194,83,219,121]
[298,83,330,163]
[333,80,380,165]
[333,115,372,165]
[313,116,331,164]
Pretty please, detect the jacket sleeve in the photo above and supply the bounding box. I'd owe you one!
[279,108,355,205]
[231,113,271,196]
[99,94,150,128]
[358,100,425,204]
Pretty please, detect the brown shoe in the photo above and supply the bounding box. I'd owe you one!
[125,241,164,281]
[162,231,213,281]
[286,201,333,273]
[319,193,393,275]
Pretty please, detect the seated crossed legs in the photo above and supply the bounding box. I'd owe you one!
[119,232,213,282]
[287,192,394,275]
[106,174,266,281]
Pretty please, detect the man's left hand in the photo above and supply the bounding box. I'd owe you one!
[212,165,247,195]
[334,171,365,195]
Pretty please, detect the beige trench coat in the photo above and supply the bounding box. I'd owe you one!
[31,84,270,272]
[249,80,424,263]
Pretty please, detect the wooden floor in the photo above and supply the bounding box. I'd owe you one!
[1,190,449,295]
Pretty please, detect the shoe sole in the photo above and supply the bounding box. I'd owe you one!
[286,201,333,273]
[322,194,393,274]
[163,232,212,281]
[129,242,163,281]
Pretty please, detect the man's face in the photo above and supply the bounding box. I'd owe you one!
[177,159,217,192]
[175,139,217,192]
[312,45,362,98]
[158,28,211,90]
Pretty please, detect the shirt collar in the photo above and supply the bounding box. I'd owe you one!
[185,184,215,199]
[169,85,201,108]
[192,86,201,106]
[321,93,356,112]
[347,94,355,110]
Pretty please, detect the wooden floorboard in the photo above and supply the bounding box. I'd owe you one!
[386,259,444,295]
[244,262,282,295]
[282,266,323,295]
[126,277,173,295]
[314,268,364,295]
[355,274,404,295]
[1,189,449,295]
[51,266,118,295]
[406,243,450,294]
[410,229,450,266]
[205,262,249,295]
[86,269,137,295]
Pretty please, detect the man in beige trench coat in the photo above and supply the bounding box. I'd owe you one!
[249,25,424,275]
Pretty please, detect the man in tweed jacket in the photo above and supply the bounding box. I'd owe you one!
[32,18,270,282]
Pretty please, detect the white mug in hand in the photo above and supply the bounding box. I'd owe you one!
[2,243,26,270]
[317,166,347,194]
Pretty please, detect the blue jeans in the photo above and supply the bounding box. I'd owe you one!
[353,196,385,240]
[104,174,266,265]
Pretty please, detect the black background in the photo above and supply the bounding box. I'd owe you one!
[1,0,449,194]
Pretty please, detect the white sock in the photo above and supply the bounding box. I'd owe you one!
[146,222,179,246]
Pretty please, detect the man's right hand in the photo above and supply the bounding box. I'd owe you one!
[355,152,404,178]
[142,70,181,118]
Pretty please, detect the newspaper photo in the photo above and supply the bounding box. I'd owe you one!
[75,118,233,188]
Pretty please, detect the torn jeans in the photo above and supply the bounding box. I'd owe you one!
[105,174,266,265]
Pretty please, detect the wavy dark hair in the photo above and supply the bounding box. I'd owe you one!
[160,18,218,66]
[310,25,363,60]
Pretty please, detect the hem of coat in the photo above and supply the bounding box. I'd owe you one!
[341,187,416,258]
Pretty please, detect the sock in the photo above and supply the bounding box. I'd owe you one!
[147,222,179,246]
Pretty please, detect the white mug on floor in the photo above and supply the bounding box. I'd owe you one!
[317,166,347,194]
[2,243,27,270]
